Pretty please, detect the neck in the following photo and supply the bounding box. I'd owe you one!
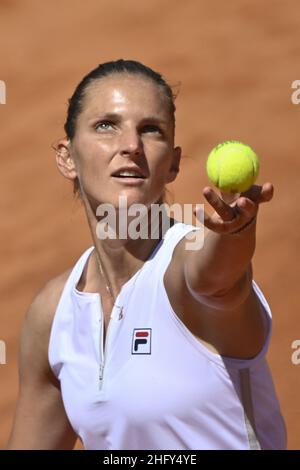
[82,195,171,292]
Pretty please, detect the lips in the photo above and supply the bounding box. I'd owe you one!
[111,166,147,178]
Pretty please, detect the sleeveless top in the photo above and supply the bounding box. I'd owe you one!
[48,222,286,450]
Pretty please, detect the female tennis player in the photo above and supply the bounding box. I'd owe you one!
[7,59,286,450]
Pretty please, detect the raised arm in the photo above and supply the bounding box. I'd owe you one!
[185,183,274,307]
[164,183,274,360]
[7,274,77,450]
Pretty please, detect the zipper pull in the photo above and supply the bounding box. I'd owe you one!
[99,362,104,390]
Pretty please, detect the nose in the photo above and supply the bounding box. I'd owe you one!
[119,127,143,157]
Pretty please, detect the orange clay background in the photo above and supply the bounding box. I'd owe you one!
[0,0,299,450]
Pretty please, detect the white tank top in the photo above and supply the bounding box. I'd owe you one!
[48,222,286,450]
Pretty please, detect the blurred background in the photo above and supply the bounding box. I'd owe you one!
[0,0,299,449]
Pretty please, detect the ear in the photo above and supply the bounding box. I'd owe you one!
[166,146,181,184]
[55,139,78,181]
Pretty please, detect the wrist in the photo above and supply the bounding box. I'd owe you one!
[228,216,257,236]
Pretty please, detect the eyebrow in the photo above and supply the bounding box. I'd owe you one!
[90,113,169,125]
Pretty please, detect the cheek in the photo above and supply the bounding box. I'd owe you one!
[146,139,171,162]
[75,139,110,174]
[149,147,173,177]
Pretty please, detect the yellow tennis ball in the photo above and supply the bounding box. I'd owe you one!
[206,140,259,193]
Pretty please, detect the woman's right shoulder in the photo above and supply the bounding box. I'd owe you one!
[21,269,73,359]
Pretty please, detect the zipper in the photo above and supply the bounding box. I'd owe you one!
[96,236,162,391]
[98,297,114,391]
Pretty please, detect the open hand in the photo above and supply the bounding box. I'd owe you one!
[194,183,274,234]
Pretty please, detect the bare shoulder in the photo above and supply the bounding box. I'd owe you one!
[163,229,201,324]
[25,269,72,330]
[163,224,203,292]
[163,229,200,320]
[21,269,72,376]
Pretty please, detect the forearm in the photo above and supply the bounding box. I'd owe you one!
[185,218,257,297]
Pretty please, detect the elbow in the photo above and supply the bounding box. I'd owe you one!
[205,274,252,310]
[186,267,253,310]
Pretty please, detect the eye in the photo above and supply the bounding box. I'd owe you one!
[142,124,163,134]
[95,121,114,132]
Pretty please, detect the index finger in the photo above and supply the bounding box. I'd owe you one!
[203,187,236,221]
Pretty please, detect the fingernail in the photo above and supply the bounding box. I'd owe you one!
[239,198,247,208]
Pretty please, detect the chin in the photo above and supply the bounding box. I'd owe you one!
[91,188,164,213]
[110,191,150,209]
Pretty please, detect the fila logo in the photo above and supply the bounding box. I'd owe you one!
[132,329,152,355]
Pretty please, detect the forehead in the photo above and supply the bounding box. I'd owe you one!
[81,74,171,120]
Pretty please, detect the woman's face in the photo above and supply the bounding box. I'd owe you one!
[67,74,181,210]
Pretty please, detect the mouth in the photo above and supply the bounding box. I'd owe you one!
[112,174,145,179]
[111,175,146,185]
[111,167,147,184]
